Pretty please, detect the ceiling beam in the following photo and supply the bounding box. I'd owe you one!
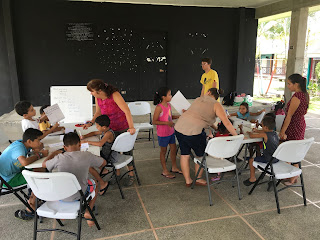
[256,0,320,18]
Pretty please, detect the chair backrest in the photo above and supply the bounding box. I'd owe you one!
[248,111,266,124]
[128,102,151,116]
[275,115,285,132]
[22,170,81,201]
[205,134,244,158]
[273,138,314,163]
[111,129,139,153]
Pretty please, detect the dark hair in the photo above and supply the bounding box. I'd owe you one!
[40,105,50,115]
[217,119,234,134]
[22,128,43,142]
[95,115,110,127]
[208,88,224,100]
[240,102,249,113]
[288,73,309,107]
[153,87,170,105]
[262,116,276,130]
[201,57,212,65]
[265,112,276,119]
[63,132,80,146]
[15,101,32,116]
[87,79,119,98]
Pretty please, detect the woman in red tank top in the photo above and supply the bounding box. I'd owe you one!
[83,79,135,135]
[280,73,309,185]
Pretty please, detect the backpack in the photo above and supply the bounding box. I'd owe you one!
[222,92,236,106]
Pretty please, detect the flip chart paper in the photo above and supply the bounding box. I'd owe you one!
[170,90,191,115]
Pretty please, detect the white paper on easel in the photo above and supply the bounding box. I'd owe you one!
[43,104,65,124]
[170,90,191,115]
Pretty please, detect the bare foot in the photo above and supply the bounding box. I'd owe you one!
[161,171,175,179]
[196,178,207,184]
[99,181,110,196]
[84,212,95,227]
[171,168,183,174]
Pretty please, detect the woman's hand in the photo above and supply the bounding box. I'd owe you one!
[279,131,287,140]
[167,121,175,127]
[127,128,136,135]
[83,122,93,130]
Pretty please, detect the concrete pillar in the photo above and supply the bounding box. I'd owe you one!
[284,7,308,103]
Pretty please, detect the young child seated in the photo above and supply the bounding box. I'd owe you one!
[0,128,49,220]
[39,105,65,132]
[15,101,60,138]
[229,102,265,121]
[243,116,279,186]
[42,132,109,227]
[80,115,136,187]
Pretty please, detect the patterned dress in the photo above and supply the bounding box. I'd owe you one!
[97,93,129,132]
[285,92,308,140]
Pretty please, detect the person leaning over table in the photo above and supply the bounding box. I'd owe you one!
[174,88,238,187]
[83,79,136,136]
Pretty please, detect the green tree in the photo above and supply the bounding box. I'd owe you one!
[315,62,320,82]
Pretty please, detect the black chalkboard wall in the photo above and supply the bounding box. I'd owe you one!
[9,0,257,107]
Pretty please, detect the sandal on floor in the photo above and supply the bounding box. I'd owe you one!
[83,217,95,227]
[211,175,221,181]
[99,182,110,196]
[161,173,176,179]
[243,178,256,186]
[124,175,135,187]
[15,209,34,220]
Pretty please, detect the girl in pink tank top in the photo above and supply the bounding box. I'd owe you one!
[153,87,182,179]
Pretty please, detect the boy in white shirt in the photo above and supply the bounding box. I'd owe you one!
[15,101,59,139]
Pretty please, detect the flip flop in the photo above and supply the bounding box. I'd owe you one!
[99,182,110,196]
[15,209,34,220]
[170,170,183,174]
[161,173,176,179]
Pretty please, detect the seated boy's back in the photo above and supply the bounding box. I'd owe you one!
[45,151,103,201]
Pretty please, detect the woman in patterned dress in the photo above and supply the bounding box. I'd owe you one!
[279,73,309,185]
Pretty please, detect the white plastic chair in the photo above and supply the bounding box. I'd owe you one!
[128,102,155,148]
[100,129,140,199]
[248,111,266,124]
[22,170,100,240]
[275,115,285,132]
[249,138,314,214]
[191,135,244,206]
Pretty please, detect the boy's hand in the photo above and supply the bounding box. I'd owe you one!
[238,124,243,129]
[40,149,49,157]
[52,123,59,130]
[167,122,175,127]
[80,136,84,140]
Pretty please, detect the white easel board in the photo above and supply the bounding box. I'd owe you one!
[50,86,92,123]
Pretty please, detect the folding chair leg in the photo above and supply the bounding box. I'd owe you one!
[300,173,307,206]
[114,171,125,199]
[56,219,64,226]
[148,130,151,141]
[77,204,83,240]
[271,176,281,214]
[34,198,38,240]
[248,170,267,195]
[132,159,141,185]
[234,157,242,200]
[204,165,213,206]
[151,129,155,148]
[14,191,34,213]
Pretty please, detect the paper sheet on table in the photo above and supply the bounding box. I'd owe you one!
[43,104,65,124]
[65,128,74,134]
[170,90,191,115]
[48,142,64,149]
[81,142,89,151]
[48,130,64,136]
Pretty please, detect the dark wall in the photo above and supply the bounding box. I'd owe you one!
[7,0,257,108]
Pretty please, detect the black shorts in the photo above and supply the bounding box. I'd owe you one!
[175,130,206,157]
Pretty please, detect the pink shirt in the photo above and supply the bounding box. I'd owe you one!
[97,94,129,132]
[156,103,175,137]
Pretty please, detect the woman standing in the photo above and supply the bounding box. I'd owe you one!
[279,73,309,185]
[84,79,136,186]
[174,88,238,186]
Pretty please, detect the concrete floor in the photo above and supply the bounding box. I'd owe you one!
[1,103,320,240]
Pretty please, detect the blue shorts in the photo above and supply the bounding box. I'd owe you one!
[158,133,176,147]
[254,155,279,164]
[175,130,206,157]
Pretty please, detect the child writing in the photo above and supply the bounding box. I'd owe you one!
[153,87,181,179]
[229,102,265,121]
[243,116,279,186]
[80,115,136,187]
[42,132,109,227]
[14,101,60,139]
[39,105,65,132]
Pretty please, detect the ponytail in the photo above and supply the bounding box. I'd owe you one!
[153,87,170,105]
[207,88,224,100]
[288,74,309,107]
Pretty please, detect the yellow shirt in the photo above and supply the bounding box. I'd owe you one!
[200,69,219,95]
[39,121,51,131]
